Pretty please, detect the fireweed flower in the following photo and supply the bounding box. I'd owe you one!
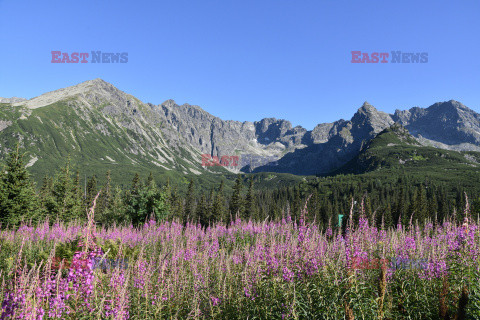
[211,296,221,306]
[1,209,479,318]
[282,266,295,282]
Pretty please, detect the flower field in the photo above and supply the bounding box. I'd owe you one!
[0,210,479,319]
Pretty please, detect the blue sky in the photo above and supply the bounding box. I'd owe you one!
[0,0,479,130]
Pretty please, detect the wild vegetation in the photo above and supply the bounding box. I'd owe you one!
[1,145,480,318]
[0,196,479,319]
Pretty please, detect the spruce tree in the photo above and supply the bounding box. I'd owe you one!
[97,171,112,224]
[125,173,143,224]
[229,175,244,224]
[39,175,55,220]
[85,175,98,210]
[0,145,40,227]
[413,186,428,226]
[184,179,196,224]
[292,186,301,220]
[365,194,373,225]
[52,159,83,222]
[383,203,394,229]
[244,177,256,221]
[109,186,127,224]
[169,186,183,220]
[212,180,225,223]
[196,193,208,226]
[144,174,169,222]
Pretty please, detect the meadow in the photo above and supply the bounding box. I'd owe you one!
[0,202,479,319]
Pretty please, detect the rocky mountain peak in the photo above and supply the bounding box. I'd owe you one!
[427,100,471,115]
[359,101,375,111]
[2,78,480,177]
[351,102,394,133]
[161,99,178,107]
[0,97,27,104]
[12,78,132,110]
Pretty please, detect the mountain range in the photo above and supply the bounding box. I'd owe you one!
[1,79,479,185]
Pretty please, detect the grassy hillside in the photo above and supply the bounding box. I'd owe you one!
[330,124,480,188]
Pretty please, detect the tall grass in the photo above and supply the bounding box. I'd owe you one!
[0,208,479,319]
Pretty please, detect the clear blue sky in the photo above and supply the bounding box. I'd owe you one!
[0,0,479,130]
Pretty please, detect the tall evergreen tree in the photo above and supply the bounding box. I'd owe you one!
[39,175,55,219]
[184,179,196,223]
[244,178,256,220]
[52,159,84,222]
[97,171,112,224]
[413,186,428,226]
[292,186,301,220]
[169,186,183,220]
[229,175,244,224]
[125,173,169,225]
[85,175,98,210]
[0,145,40,227]
[196,193,208,226]
[383,203,394,229]
[364,194,373,224]
[125,173,143,224]
[212,180,225,223]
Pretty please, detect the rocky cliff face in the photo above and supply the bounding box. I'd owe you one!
[392,100,480,150]
[1,79,480,176]
[0,97,26,104]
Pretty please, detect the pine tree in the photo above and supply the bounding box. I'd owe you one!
[365,194,373,225]
[229,175,244,224]
[196,193,208,226]
[124,173,169,225]
[184,179,196,224]
[85,175,98,210]
[52,159,84,222]
[393,187,406,226]
[309,188,320,223]
[39,175,55,220]
[383,203,394,229]
[413,186,428,226]
[0,145,40,227]
[97,171,112,224]
[292,186,301,220]
[125,173,143,224]
[111,186,127,223]
[164,178,172,213]
[244,178,256,221]
[73,170,83,203]
[438,189,449,223]
[169,186,183,220]
[212,180,225,223]
[144,174,169,222]
[427,191,438,221]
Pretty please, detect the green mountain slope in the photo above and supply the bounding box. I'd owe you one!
[0,98,306,193]
[332,124,480,187]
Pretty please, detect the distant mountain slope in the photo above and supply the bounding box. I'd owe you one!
[333,124,480,178]
[1,79,480,181]
[393,100,480,151]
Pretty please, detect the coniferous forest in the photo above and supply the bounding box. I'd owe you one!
[1,146,479,231]
[1,146,480,319]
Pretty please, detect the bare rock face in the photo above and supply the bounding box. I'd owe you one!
[393,100,480,150]
[2,79,480,175]
[0,97,26,104]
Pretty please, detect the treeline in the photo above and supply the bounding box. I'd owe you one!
[0,147,170,227]
[1,147,480,229]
